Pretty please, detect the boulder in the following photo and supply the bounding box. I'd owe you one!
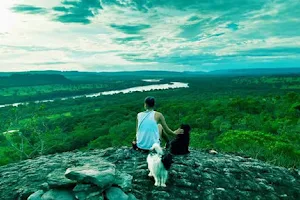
[105,187,128,200]
[127,193,138,200]
[114,171,133,192]
[86,192,104,200]
[41,189,75,200]
[40,183,50,191]
[73,184,99,200]
[47,169,76,189]
[27,190,44,200]
[65,163,115,191]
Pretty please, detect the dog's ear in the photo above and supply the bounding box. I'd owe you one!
[181,124,191,134]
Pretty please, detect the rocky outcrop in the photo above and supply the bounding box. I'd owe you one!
[0,147,300,200]
[64,163,116,190]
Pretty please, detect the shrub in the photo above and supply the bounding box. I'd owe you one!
[216,130,300,167]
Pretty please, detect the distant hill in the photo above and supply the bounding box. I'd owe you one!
[0,74,72,88]
[209,68,300,76]
[0,68,299,81]
[0,71,190,83]
[97,70,190,78]
[0,71,186,80]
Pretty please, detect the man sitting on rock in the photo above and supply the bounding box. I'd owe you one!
[132,96,183,152]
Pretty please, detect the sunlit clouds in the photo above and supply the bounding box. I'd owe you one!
[0,0,300,72]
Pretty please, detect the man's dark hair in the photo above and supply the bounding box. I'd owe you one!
[145,96,155,108]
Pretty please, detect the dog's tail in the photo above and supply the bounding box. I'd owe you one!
[150,143,163,155]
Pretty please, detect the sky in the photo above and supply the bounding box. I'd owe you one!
[0,0,300,72]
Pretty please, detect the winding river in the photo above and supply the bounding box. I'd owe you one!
[0,82,189,108]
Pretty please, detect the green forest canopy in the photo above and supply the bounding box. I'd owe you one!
[0,73,299,168]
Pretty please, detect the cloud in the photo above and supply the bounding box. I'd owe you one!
[179,21,202,39]
[227,23,239,31]
[1,0,300,72]
[114,36,144,44]
[110,24,151,34]
[238,47,300,57]
[31,61,70,65]
[53,0,103,24]
[11,4,47,14]
[188,16,201,22]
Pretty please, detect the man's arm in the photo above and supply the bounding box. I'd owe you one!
[133,116,138,143]
[136,116,138,135]
[158,113,182,135]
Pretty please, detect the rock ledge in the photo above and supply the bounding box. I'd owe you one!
[0,147,299,200]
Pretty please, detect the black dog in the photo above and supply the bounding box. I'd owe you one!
[161,153,173,170]
[170,124,191,155]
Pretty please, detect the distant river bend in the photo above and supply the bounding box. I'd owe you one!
[0,82,189,108]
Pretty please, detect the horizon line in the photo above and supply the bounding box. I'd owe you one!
[0,67,300,73]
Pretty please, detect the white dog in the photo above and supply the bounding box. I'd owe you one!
[147,143,172,187]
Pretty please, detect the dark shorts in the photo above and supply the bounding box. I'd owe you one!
[132,142,150,153]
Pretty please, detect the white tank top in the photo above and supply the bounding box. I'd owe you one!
[136,110,160,150]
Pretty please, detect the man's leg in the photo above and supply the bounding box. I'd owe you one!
[158,124,170,147]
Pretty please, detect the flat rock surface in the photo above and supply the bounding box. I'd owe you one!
[0,147,299,200]
[65,163,115,190]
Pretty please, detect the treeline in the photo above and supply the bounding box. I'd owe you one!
[0,75,299,168]
[0,74,72,88]
[0,78,158,105]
